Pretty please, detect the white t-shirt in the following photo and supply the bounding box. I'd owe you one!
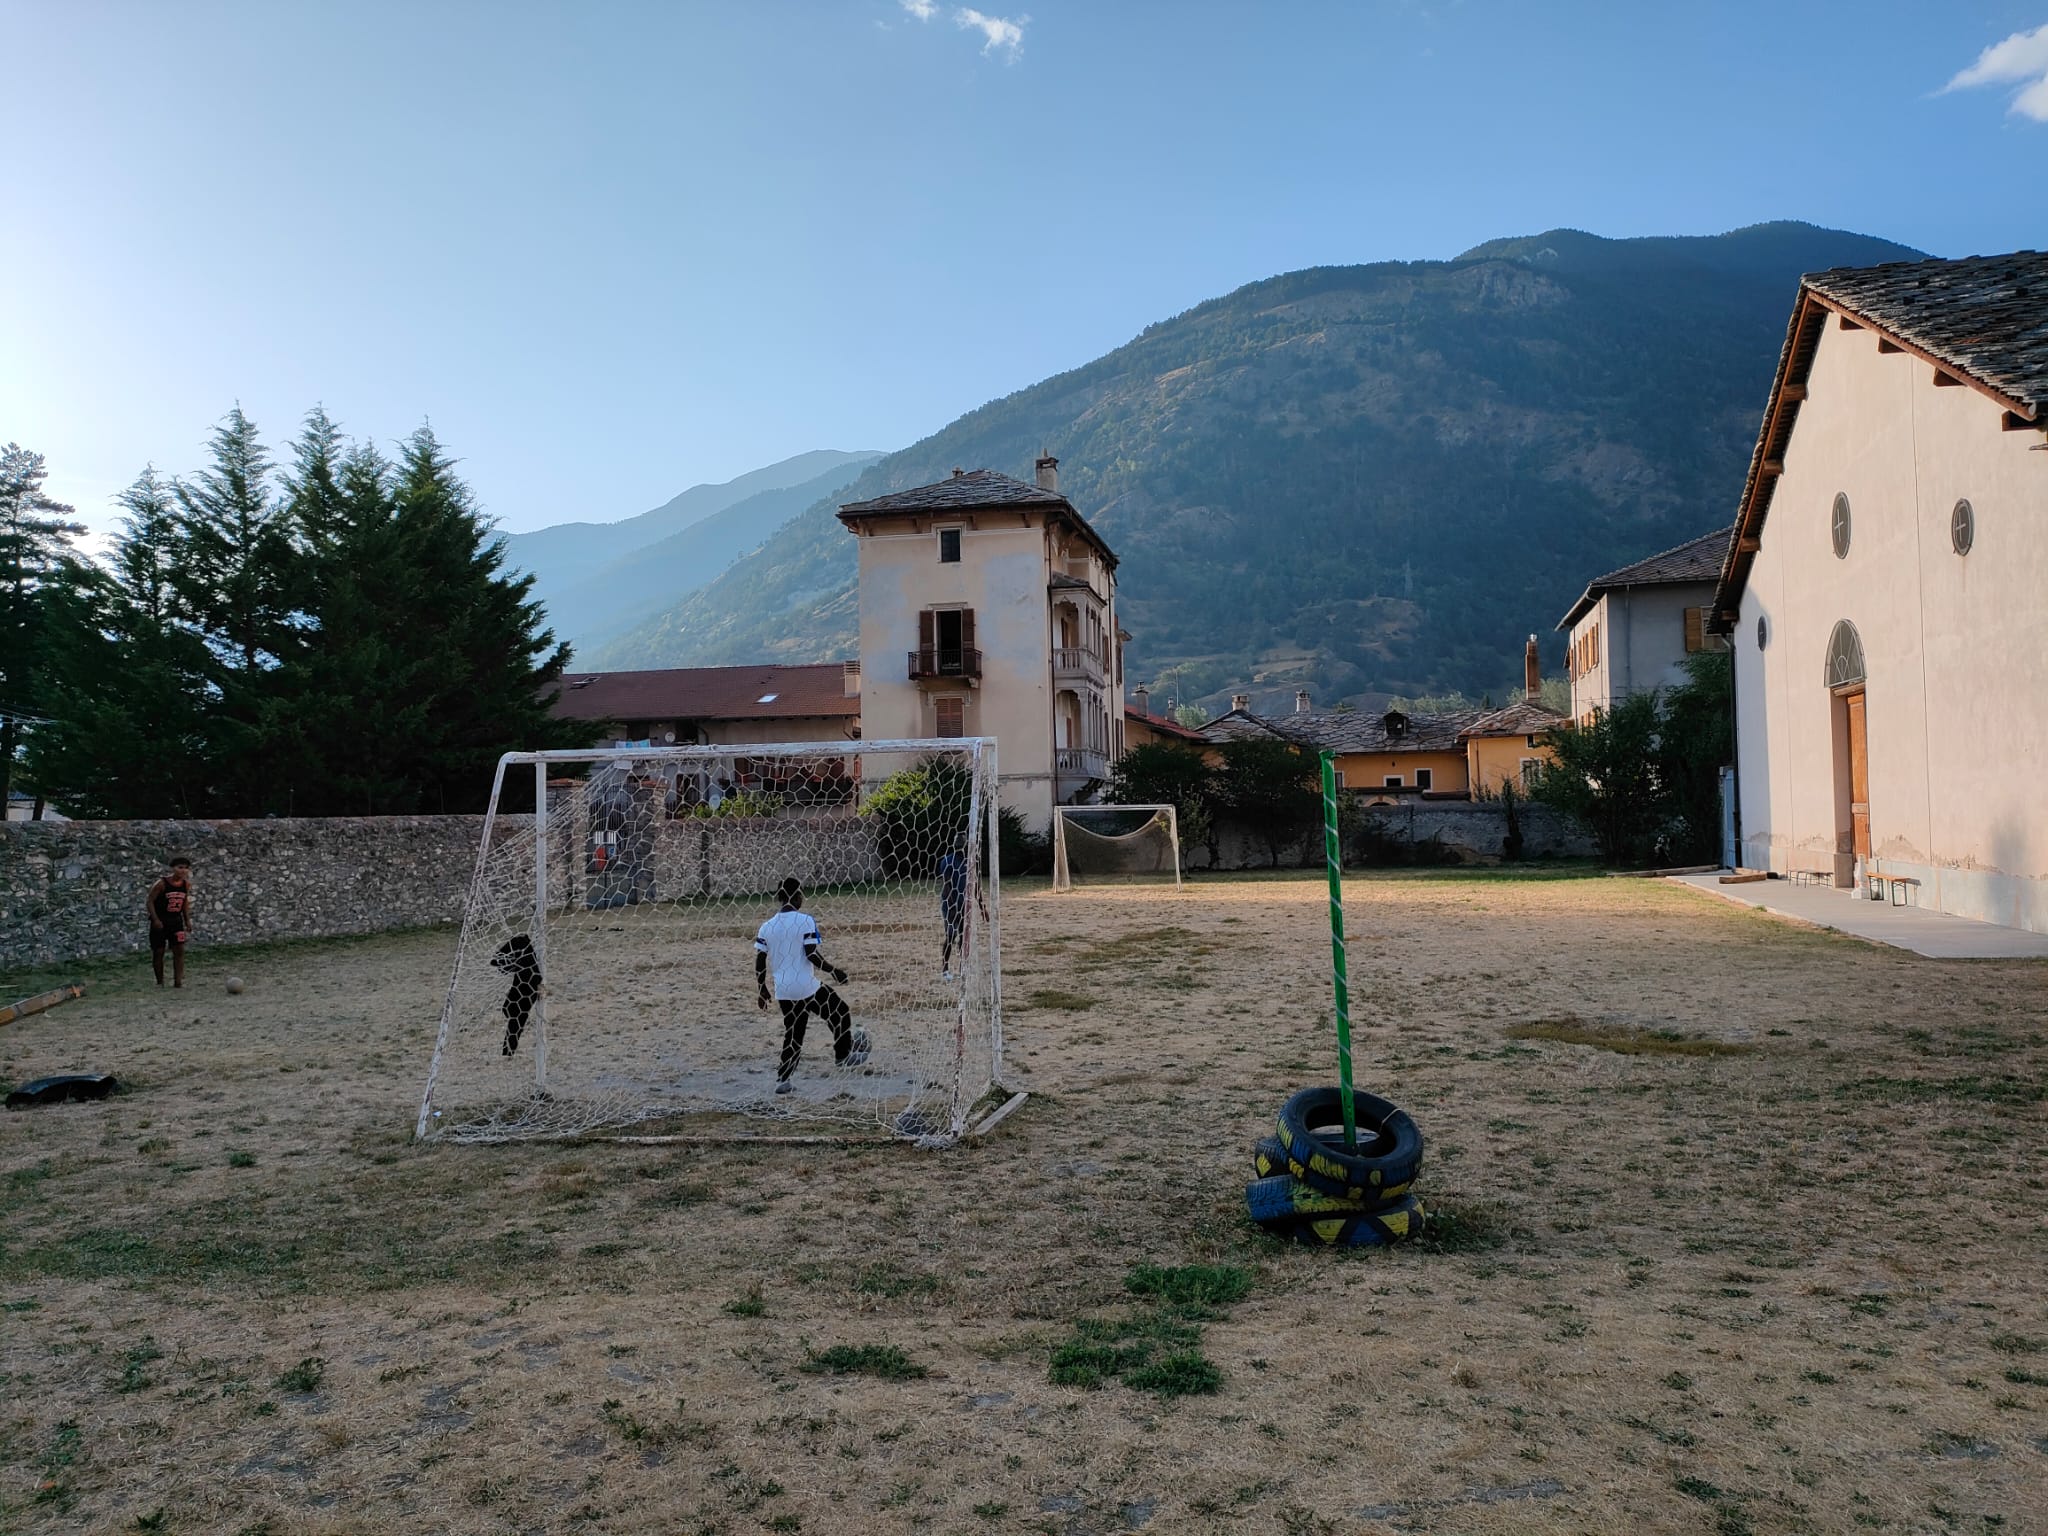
[755,909,823,1001]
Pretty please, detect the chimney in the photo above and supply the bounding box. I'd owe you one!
[1133,684,1150,717]
[1295,689,1311,715]
[842,658,861,698]
[1524,634,1541,702]
[1231,693,1251,713]
[951,467,964,478]
[1035,453,1059,493]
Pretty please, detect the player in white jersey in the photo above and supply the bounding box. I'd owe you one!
[754,877,866,1093]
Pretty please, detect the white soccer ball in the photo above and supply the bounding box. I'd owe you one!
[224,976,245,995]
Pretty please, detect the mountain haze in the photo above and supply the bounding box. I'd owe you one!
[598,222,1922,705]
[506,449,883,659]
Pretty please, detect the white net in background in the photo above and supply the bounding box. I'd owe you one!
[415,740,1001,1144]
[1051,804,1183,892]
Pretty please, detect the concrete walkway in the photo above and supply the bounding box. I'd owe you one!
[1667,872,2048,960]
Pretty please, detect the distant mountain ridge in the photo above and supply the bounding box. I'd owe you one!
[592,222,1923,704]
[506,449,884,660]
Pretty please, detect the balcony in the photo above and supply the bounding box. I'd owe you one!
[1055,747,1109,782]
[1052,646,1106,687]
[908,647,982,681]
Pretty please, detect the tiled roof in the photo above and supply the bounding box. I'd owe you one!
[839,469,1067,516]
[1558,525,1733,629]
[1124,704,1204,742]
[1805,251,2048,416]
[1200,707,1481,755]
[1460,700,1566,740]
[553,664,859,725]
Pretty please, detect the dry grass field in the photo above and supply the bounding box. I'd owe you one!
[2,870,2045,1535]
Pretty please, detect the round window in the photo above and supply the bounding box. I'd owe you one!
[1951,498,1974,556]
[1756,614,1768,650]
[1831,493,1852,559]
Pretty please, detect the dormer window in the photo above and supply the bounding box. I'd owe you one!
[938,528,962,564]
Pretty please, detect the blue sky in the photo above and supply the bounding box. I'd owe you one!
[5,1,2045,539]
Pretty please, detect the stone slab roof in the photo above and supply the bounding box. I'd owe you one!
[839,469,1067,516]
[1558,525,1733,630]
[1460,700,1566,740]
[1805,251,2048,417]
[1200,707,1482,755]
[554,664,859,725]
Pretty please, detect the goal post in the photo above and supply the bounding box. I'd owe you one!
[1051,804,1183,892]
[415,738,1002,1144]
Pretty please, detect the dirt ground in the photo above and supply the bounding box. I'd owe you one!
[2,870,2045,1535]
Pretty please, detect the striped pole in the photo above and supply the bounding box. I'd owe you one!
[1320,751,1358,1151]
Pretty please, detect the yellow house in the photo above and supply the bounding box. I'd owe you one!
[839,459,1124,831]
[1460,700,1565,796]
[1200,695,1478,800]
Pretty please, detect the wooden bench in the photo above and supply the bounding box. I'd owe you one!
[1866,873,1921,907]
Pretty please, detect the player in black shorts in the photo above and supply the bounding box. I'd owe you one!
[146,856,195,987]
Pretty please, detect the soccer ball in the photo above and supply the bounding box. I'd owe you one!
[847,1028,871,1068]
[224,976,245,995]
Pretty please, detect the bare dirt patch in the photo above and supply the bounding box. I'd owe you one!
[2,871,2045,1533]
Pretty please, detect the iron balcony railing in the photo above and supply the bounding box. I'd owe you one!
[907,646,982,680]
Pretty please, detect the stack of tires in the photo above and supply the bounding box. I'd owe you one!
[1246,1087,1425,1247]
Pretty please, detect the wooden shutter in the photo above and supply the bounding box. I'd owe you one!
[959,608,976,649]
[918,609,935,650]
[1684,607,1704,654]
[935,697,965,737]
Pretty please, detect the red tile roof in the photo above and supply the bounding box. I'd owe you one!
[554,664,859,725]
[1124,704,1204,742]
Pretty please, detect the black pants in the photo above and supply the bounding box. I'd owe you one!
[778,986,852,1081]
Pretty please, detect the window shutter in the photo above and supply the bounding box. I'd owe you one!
[919,609,935,650]
[960,608,976,649]
[1684,607,1704,654]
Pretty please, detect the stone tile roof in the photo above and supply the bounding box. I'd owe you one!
[1805,251,2048,416]
[1558,525,1733,630]
[554,664,859,726]
[1200,707,1481,755]
[839,469,1067,516]
[1460,700,1566,740]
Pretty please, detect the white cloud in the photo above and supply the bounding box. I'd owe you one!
[899,0,938,19]
[955,6,1026,60]
[1943,22,2048,121]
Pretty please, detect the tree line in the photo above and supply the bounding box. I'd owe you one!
[0,409,573,820]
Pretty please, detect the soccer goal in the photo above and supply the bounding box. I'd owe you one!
[415,739,1004,1145]
[1050,804,1183,891]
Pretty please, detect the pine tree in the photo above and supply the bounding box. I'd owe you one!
[382,425,572,811]
[0,443,92,810]
[25,467,216,818]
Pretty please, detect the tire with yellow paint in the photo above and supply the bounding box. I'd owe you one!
[1252,1136,1289,1180]
[1269,1193,1425,1248]
[1275,1086,1423,1201]
[1244,1172,1407,1226]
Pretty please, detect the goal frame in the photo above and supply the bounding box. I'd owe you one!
[1050,803,1183,892]
[413,737,1007,1143]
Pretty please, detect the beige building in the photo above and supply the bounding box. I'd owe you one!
[1559,526,1731,724]
[1714,251,2048,933]
[839,459,1124,830]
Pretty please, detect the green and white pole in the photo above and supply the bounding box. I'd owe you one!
[1320,751,1359,1151]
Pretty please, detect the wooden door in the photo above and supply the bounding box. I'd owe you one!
[1845,690,1869,862]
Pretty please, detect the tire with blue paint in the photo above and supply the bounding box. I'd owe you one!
[1275,1086,1423,1201]
[1244,1172,1405,1225]
[1252,1136,1289,1180]
[1270,1193,1425,1247]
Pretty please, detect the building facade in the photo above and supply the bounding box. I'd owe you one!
[839,460,1124,831]
[1559,527,1732,723]
[1713,252,2048,933]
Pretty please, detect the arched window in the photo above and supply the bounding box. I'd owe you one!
[1825,620,1865,690]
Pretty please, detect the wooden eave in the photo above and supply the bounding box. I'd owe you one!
[1709,287,2041,633]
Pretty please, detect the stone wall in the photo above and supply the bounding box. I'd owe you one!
[1,816,493,973]
[1200,798,1596,871]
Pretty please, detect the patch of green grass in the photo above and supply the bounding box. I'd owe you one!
[1124,1263,1251,1314]
[115,1337,164,1394]
[135,1509,169,1532]
[800,1344,926,1380]
[227,1149,257,1168]
[1050,1261,1250,1397]
[973,1501,1010,1519]
[599,1397,717,1449]
[1416,1201,1509,1254]
[723,1285,767,1318]
[1122,1349,1223,1398]
[273,1357,325,1393]
[1506,1018,1755,1057]
[1022,988,1097,1011]
[2002,1366,2048,1386]
[34,1419,83,1512]
[1991,1332,2043,1355]
[1847,1075,2044,1106]
[854,1263,945,1299]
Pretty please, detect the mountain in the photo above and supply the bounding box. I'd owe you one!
[504,449,883,660]
[596,222,1923,706]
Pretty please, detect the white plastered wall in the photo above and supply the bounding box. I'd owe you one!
[1734,319,2048,932]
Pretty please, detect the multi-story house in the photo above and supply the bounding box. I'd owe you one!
[1558,526,1732,724]
[838,458,1125,830]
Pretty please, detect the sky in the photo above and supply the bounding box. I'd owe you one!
[5,1,2046,541]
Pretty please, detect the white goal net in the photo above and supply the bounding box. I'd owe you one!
[1051,804,1183,892]
[415,740,1002,1144]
